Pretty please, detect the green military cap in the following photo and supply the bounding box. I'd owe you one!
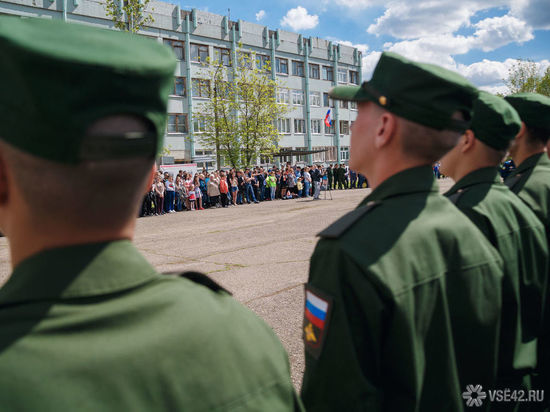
[504,92,550,131]
[329,52,478,132]
[471,91,522,151]
[0,16,176,164]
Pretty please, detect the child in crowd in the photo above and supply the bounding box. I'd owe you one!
[188,184,196,211]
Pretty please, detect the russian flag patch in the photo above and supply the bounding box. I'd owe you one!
[303,285,333,359]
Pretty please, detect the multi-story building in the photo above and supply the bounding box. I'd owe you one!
[1,0,362,169]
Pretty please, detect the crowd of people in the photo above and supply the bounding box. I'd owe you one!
[140,163,369,216]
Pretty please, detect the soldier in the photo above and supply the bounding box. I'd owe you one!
[337,163,345,189]
[0,17,302,411]
[504,92,550,407]
[301,52,503,411]
[440,91,548,405]
[326,164,333,190]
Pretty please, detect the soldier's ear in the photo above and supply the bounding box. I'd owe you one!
[374,112,397,149]
[462,130,475,153]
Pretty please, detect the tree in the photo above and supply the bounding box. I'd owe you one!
[194,51,289,168]
[104,0,154,33]
[505,59,550,97]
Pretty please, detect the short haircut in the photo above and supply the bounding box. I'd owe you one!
[399,115,464,163]
[526,126,550,146]
[0,140,154,230]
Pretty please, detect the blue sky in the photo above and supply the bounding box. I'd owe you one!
[173,0,550,93]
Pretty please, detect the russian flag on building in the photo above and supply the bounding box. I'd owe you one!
[305,290,329,330]
[324,109,332,128]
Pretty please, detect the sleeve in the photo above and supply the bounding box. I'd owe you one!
[301,239,389,412]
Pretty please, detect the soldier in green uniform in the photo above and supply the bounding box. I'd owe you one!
[301,52,503,411]
[440,91,549,408]
[337,164,346,189]
[326,164,334,190]
[504,92,550,408]
[0,17,302,411]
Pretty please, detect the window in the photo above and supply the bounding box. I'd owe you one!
[192,78,211,98]
[322,66,334,81]
[277,88,289,104]
[172,77,186,97]
[163,39,184,60]
[277,118,291,133]
[193,118,206,133]
[190,43,209,63]
[350,101,358,110]
[350,70,359,85]
[323,92,330,107]
[294,119,306,134]
[310,91,321,107]
[325,121,335,134]
[256,54,270,71]
[338,68,348,84]
[340,146,350,161]
[311,119,321,134]
[239,51,252,69]
[309,63,320,79]
[292,90,304,105]
[339,100,349,109]
[276,57,289,74]
[167,114,188,134]
[292,60,305,77]
[214,47,231,66]
[340,120,350,135]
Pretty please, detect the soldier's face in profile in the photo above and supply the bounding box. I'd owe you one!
[350,101,376,175]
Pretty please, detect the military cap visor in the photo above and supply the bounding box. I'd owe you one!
[330,52,478,132]
[0,16,177,164]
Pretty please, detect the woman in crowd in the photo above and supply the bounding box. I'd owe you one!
[164,174,175,213]
[193,175,204,210]
[230,171,239,206]
[207,173,221,207]
[154,175,165,215]
[303,167,311,198]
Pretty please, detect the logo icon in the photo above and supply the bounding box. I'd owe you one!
[462,384,487,407]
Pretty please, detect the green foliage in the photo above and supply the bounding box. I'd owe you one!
[505,59,550,97]
[194,51,289,169]
[104,0,154,33]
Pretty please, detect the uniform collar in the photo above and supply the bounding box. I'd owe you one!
[0,240,159,305]
[360,165,438,206]
[445,167,500,197]
[514,152,550,174]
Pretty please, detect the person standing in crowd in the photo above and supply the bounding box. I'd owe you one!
[207,173,220,207]
[311,165,322,200]
[0,16,302,411]
[349,168,357,188]
[301,52,503,411]
[174,175,184,211]
[326,165,333,190]
[218,171,229,207]
[244,173,259,204]
[154,175,165,215]
[440,91,549,405]
[504,92,550,404]
[256,167,265,201]
[303,167,311,197]
[229,171,238,206]
[193,175,204,210]
[335,164,344,189]
[164,174,175,213]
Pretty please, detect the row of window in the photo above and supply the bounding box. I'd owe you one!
[277,118,351,135]
[170,77,359,110]
[163,39,359,84]
[167,114,352,136]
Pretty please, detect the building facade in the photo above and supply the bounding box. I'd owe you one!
[1,0,362,168]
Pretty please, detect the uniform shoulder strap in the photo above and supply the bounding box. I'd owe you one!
[447,188,468,205]
[504,173,522,189]
[318,201,381,239]
[163,271,231,295]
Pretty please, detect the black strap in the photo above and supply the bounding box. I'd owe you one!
[504,174,522,189]
[447,189,467,205]
[163,271,231,295]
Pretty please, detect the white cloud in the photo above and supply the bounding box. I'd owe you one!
[255,10,266,21]
[472,15,533,51]
[511,0,550,29]
[280,7,319,31]
[361,51,382,80]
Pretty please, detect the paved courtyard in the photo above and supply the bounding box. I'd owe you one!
[0,178,455,389]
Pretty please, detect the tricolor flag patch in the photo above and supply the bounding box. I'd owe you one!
[303,285,333,359]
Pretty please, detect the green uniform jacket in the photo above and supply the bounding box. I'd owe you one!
[445,167,548,391]
[505,153,550,401]
[0,241,302,411]
[301,166,503,412]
